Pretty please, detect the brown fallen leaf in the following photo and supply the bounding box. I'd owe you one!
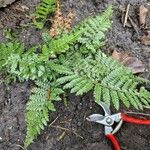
[112,50,145,74]
[139,5,148,28]
[49,0,75,37]
[141,31,150,46]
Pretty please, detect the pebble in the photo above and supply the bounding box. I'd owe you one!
[0,0,16,8]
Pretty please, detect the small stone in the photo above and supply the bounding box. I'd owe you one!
[0,0,16,8]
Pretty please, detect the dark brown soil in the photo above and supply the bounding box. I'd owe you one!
[0,0,150,150]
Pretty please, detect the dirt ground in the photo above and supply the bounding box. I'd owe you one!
[0,0,150,150]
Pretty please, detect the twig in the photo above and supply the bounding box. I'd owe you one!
[57,131,66,141]
[50,125,84,139]
[128,16,139,36]
[12,144,25,150]
[124,4,130,27]
[49,116,59,127]
[143,105,150,109]
[125,111,150,117]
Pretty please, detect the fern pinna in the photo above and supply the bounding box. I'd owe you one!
[24,80,63,148]
[33,0,56,29]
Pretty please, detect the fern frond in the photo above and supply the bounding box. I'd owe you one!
[24,80,63,148]
[33,0,56,29]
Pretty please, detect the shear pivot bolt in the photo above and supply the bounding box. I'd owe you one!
[106,117,113,125]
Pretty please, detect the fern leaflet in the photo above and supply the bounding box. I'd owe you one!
[33,0,56,29]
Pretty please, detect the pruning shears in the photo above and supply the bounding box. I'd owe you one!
[86,102,150,150]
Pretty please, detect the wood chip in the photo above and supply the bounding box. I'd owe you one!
[112,50,145,74]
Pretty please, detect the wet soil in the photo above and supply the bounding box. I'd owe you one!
[0,0,150,150]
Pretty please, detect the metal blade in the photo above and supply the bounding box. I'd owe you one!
[105,126,113,135]
[98,101,111,116]
[86,114,104,122]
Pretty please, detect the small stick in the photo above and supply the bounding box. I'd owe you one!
[124,4,130,27]
[57,131,66,141]
[49,116,59,127]
[51,125,84,139]
[125,111,150,117]
[12,144,25,150]
[143,105,150,109]
[128,16,139,37]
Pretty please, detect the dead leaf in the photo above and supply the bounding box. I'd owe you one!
[64,12,75,30]
[139,5,148,28]
[49,0,75,37]
[112,50,145,74]
[141,31,150,46]
[112,50,129,62]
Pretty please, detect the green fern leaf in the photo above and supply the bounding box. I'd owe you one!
[111,91,119,110]
[94,84,102,104]
[0,42,23,71]
[78,5,113,53]
[125,93,139,109]
[63,77,84,89]
[33,0,56,29]
[102,87,111,107]
[24,81,63,148]
[118,92,130,108]
[56,49,150,110]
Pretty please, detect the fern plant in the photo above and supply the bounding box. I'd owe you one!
[1,5,150,149]
[32,0,56,29]
[24,6,150,148]
[24,80,64,148]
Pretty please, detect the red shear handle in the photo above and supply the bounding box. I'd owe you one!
[121,113,150,125]
[106,134,120,150]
